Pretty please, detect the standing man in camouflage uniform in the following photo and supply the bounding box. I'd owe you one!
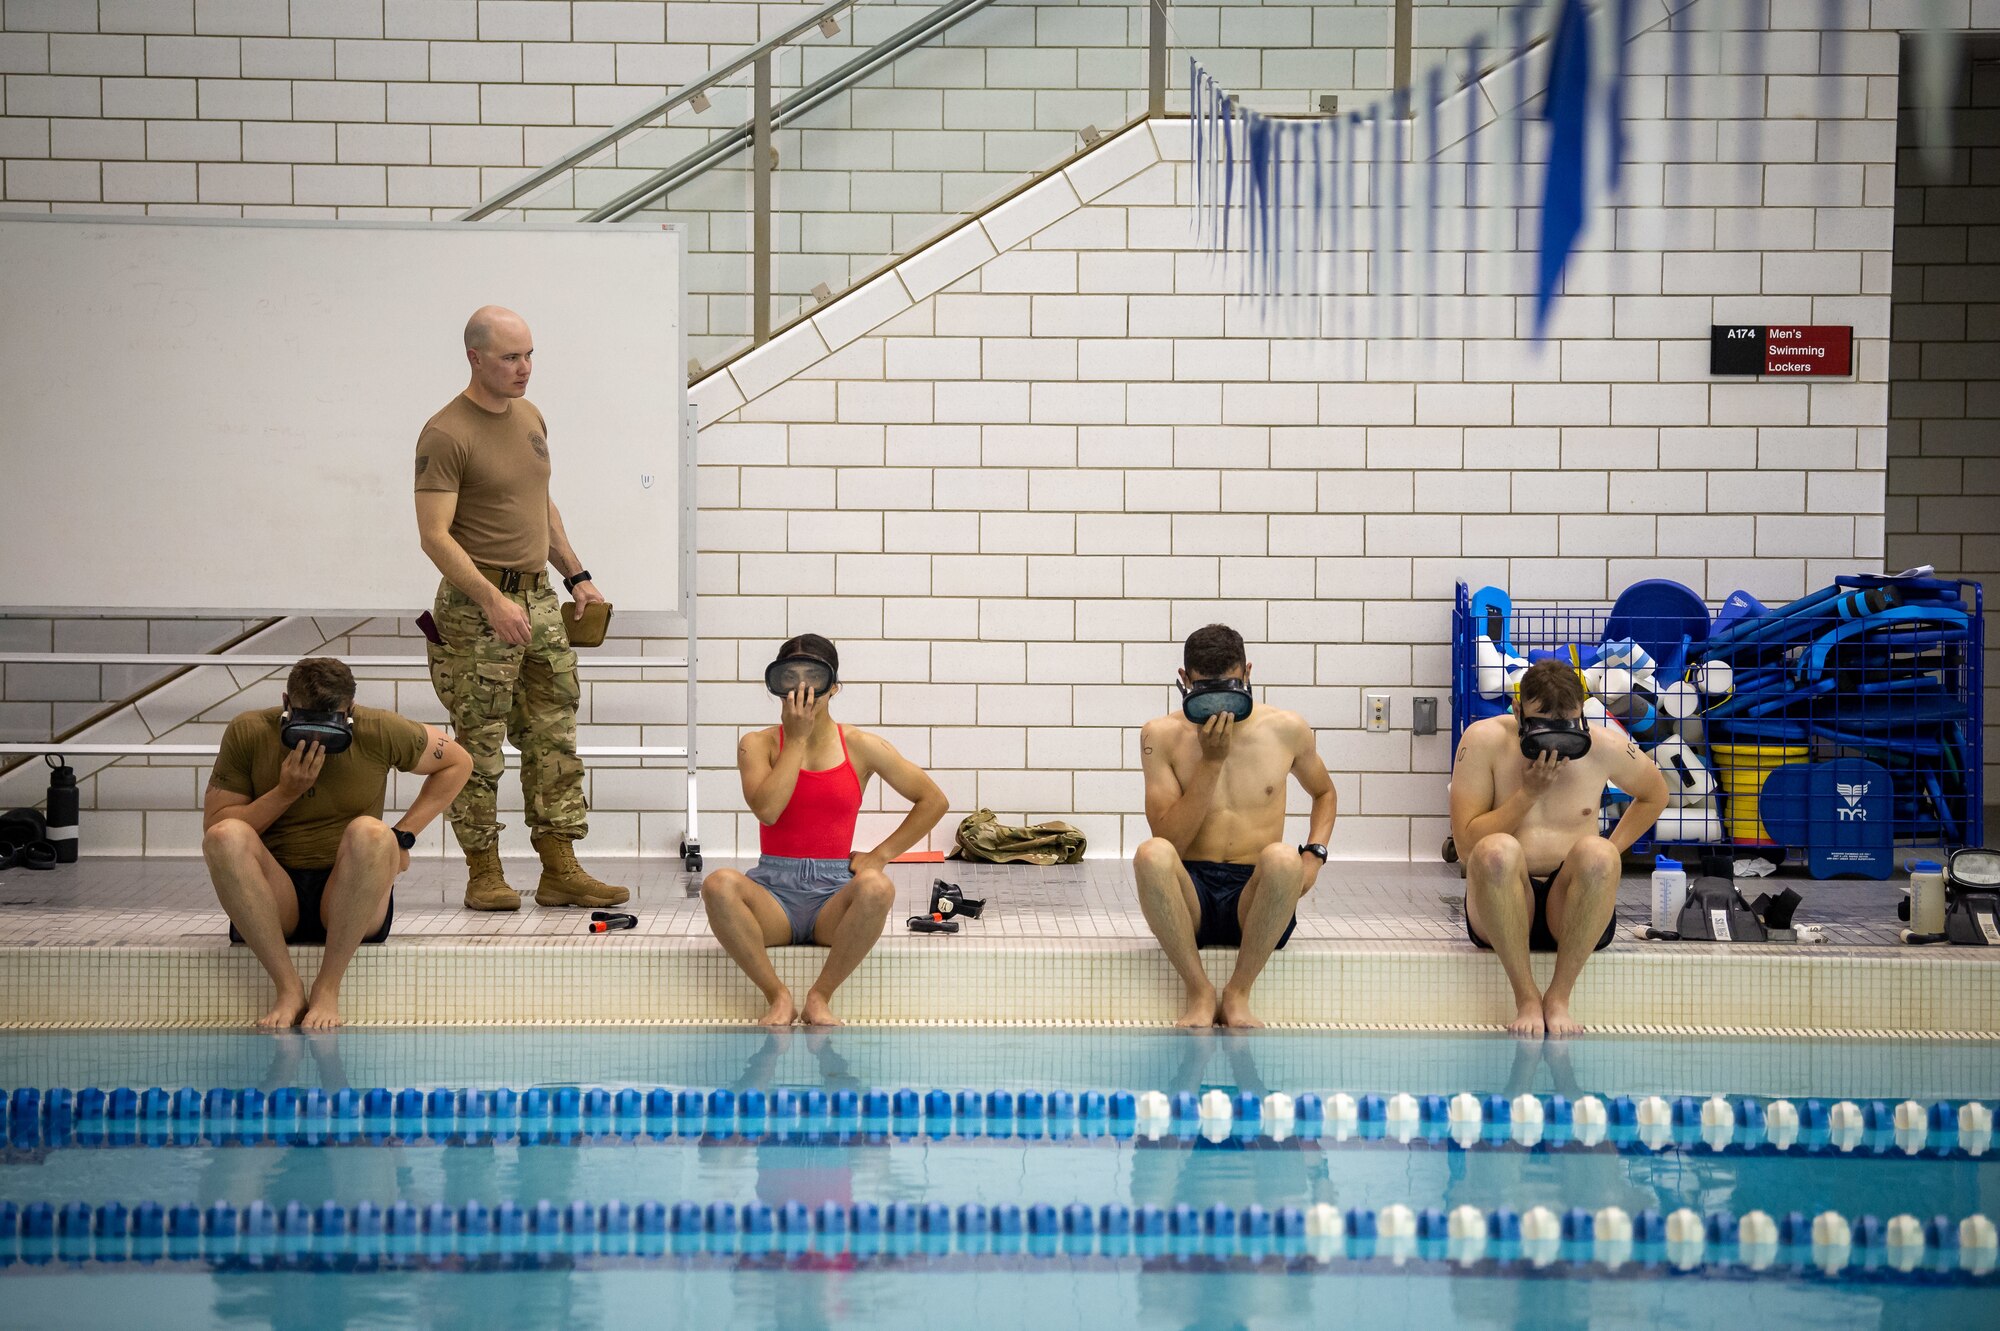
[415,305,628,912]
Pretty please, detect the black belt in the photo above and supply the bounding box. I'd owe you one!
[479,566,548,594]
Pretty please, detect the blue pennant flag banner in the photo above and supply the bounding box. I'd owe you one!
[1185,0,1963,341]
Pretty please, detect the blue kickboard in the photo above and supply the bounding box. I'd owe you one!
[1759,758,1893,880]
[1603,579,1709,670]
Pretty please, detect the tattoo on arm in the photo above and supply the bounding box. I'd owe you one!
[1625,739,1641,761]
[433,741,445,760]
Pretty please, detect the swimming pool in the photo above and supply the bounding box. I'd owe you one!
[2,1029,1995,1329]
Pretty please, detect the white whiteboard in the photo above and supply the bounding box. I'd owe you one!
[0,216,685,615]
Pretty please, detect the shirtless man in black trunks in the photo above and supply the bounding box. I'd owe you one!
[1134,625,1338,1029]
[1450,659,1668,1038]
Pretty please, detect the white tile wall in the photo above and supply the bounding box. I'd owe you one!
[5,6,1979,857]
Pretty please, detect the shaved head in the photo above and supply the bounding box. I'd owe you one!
[464,304,529,351]
[462,305,534,404]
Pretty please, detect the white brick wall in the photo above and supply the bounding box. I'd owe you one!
[1,1,1517,364]
[1886,39,1999,794]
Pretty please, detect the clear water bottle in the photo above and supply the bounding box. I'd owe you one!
[1909,859,1946,936]
[1651,854,1687,932]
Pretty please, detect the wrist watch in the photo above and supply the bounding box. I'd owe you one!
[393,828,417,851]
[563,568,592,592]
[1299,843,1328,863]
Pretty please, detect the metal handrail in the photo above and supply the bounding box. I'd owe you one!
[586,0,1006,224]
[457,0,859,221]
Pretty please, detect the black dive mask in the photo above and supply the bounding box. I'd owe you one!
[1518,715,1591,763]
[765,654,837,698]
[280,707,354,755]
[1179,677,1253,724]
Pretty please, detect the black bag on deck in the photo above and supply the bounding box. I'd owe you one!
[1675,874,1769,942]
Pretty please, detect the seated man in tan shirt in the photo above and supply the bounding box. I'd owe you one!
[204,657,470,1030]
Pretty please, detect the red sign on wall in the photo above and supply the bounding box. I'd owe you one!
[1710,325,1853,377]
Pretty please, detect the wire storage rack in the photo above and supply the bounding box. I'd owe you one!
[1450,578,1985,874]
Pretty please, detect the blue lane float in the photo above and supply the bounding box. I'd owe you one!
[12,1085,1997,1162]
[10,1194,1990,1282]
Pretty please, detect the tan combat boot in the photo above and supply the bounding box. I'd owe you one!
[463,845,522,912]
[532,832,629,908]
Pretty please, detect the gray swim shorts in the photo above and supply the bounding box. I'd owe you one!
[746,855,854,945]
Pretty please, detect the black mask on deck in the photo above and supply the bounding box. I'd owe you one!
[1179,677,1253,724]
[280,706,354,755]
[1518,714,1591,763]
[765,654,837,698]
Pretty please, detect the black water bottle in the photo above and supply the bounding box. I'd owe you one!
[44,756,78,864]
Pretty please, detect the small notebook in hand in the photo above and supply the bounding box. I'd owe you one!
[566,601,612,648]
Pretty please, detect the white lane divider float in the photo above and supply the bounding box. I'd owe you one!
[1447,1093,1483,1149]
[1765,1098,1801,1151]
[1827,1100,1865,1153]
[1738,1210,1780,1271]
[1376,1203,1418,1265]
[1510,1093,1545,1148]
[1384,1092,1421,1144]
[1664,1208,1705,1271]
[1635,1096,1673,1151]
[1263,1092,1295,1142]
[1812,1210,1853,1275]
[1570,1095,1608,1148]
[1326,1092,1358,1141]
[1447,1205,1486,1266]
[1519,1206,1562,1268]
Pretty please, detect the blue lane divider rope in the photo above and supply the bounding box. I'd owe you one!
[0,1195,1993,1281]
[3,1086,1993,1160]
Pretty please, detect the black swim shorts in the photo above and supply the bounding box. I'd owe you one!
[1465,861,1615,954]
[228,863,394,946]
[1187,859,1298,950]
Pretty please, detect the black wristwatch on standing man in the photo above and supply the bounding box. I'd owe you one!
[1299,843,1328,863]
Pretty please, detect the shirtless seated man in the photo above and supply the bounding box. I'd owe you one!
[1134,624,1338,1028]
[701,634,950,1027]
[1450,659,1668,1038]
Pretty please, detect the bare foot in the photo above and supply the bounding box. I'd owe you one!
[300,991,344,1031]
[1542,996,1583,1038]
[256,988,308,1030]
[1217,987,1265,1030]
[1507,994,1545,1039]
[758,989,797,1027]
[800,991,842,1028]
[1175,983,1218,1028]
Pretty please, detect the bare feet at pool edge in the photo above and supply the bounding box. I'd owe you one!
[1507,994,1546,1040]
[300,983,344,1031]
[1542,995,1583,1039]
[800,990,842,1028]
[256,986,308,1030]
[1217,986,1265,1030]
[1175,982,1218,1028]
[759,988,797,1027]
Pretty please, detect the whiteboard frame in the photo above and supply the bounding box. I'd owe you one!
[4,213,705,864]
[2,212,688,618]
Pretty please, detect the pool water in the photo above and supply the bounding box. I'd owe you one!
[1,1029,1996,1329]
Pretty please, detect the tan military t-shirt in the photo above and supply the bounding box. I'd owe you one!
[209,706,430,870]
[413,394,553,573]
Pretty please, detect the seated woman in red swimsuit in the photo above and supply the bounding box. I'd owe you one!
[701,634,950,1026]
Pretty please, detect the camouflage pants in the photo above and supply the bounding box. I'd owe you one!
[426,577,587,853]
